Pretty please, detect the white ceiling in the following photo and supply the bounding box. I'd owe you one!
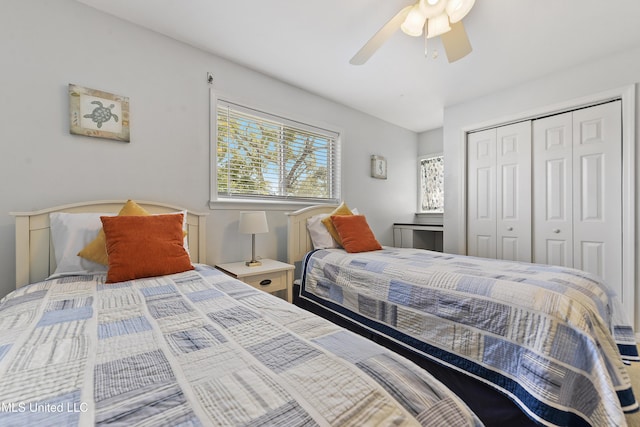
[76,0,640,132]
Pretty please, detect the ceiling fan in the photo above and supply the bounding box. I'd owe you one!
[350,0,475,65]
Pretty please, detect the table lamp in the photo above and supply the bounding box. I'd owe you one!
[238,211,269,267]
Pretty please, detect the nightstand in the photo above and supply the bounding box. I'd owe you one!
[215,259,294,303]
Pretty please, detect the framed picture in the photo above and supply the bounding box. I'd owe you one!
[69,84,130,142]
[371,155,387,179]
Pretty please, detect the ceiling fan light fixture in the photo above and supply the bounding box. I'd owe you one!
[427,12,451,38]
[400,5,427,37]
[445,0,475,23]
[419,0,447,19]
[349,0,474,65]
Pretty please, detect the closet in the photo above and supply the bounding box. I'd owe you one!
[467,100,622,296]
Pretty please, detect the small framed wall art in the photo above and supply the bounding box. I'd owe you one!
[371,155,387,179]
[69,84,130,142]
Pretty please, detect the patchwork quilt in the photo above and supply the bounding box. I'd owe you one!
[0,264,482,426]
[300,248,639,427]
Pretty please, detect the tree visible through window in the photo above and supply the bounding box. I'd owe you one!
[419,154,444,213]
[214,99,340,203]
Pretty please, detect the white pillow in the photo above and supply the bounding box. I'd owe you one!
[307,213,338,249]
[49,212,110,278]
[177,210,191,257]
[307,208,358,249]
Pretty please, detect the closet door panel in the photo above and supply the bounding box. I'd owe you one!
[496,121,531,261]
[572,101,622,294]
[546,240,569,266]
[500,237,519,261]
[467,129,496,258]
[533,112,573,267]
[579,154,604,221]
[581,241,604,279]
[475,235,494,258]
[545,159,569,220]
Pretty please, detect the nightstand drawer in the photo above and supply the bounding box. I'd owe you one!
[244,271,287,293]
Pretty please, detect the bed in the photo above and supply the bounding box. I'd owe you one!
[286,204,639,427]
[0,200,484,426]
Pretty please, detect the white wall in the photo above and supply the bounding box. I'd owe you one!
[418,128,443,156]
[442,47,640,327]
[0,0,418,298]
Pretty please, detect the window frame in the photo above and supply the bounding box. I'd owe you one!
[417,153,444,218]
[210,91,342,209]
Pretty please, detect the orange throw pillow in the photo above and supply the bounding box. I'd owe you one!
[101,214,193,283]
[330,215,382,253]
[321,202,353,246]
[78,200,150,265]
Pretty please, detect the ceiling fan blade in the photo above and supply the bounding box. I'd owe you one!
[441,21,472,63]
[350,5,413,65]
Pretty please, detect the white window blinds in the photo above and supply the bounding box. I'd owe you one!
[215,100,341,203]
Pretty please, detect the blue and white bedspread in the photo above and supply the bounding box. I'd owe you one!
[300,248,639,427]
[0,264,482,427]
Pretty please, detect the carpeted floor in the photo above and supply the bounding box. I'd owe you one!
[626,362,640,426]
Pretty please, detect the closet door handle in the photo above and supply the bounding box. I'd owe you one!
[552,229,560,234]
[506,227,513,231]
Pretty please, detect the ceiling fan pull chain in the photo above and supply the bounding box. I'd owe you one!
[424,26,428,57]
[424,30,440,60]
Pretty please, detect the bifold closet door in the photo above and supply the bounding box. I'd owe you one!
[532,112,574,267]
[533,101,622,293]
[468,128,496,258]
[467,121,531,261]
[496,122,531,261]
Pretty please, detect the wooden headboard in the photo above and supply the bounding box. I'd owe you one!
[286,204,337,267]
[11,200,208,288]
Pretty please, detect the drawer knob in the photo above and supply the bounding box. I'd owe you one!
[259,279,272,286]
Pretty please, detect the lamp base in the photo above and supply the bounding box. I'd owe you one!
[245,260,262,267]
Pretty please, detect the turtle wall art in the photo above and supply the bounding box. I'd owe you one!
[69,84,130,142]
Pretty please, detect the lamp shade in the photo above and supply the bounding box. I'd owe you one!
[400,5,427,37]
[427,12,451,38]
[238,211,269,234]
[445,0,475,23]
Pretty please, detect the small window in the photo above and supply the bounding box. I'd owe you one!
[213,97,341,204]
[419,154,444,213]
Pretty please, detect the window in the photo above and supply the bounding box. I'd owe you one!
[418,154,444,213]
[213,98,341,204]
